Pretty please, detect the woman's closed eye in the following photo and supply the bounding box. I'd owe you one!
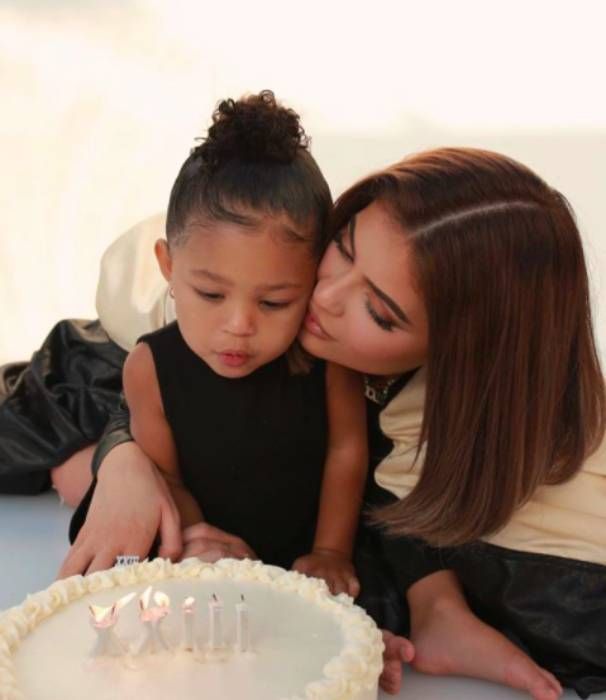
[334,229,353,262]
[333,228,397,331]
[365,296,395,332]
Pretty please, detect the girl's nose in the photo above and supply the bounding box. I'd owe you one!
[225,306,256,336]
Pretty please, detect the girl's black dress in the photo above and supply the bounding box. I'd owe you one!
[131,322,327,568]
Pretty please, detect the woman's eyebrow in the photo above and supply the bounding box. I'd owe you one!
[367,280,411,325]
[349,213,411,326]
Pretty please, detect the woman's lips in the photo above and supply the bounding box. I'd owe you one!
[303,310,332,340]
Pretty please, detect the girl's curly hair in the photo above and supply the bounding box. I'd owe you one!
[195,90,310,168]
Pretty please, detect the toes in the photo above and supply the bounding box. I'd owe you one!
[539,668,562,695]
[530,680,561,700]
[505,656,562,700]
[530,670,562,700]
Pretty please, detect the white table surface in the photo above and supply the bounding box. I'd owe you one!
[0,492,598,699]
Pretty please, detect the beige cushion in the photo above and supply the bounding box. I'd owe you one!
[96,213,175,350]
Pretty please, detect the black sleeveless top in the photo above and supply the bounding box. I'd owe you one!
[140,322,327,568]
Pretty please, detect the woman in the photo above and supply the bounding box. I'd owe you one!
[61,147,605,699]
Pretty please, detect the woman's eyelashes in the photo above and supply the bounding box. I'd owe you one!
[333,233,396,331]
[365,296,395,332]
[194,289,291,310]
[334,230,353,261]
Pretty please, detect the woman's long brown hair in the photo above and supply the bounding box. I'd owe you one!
[334,148,606,546]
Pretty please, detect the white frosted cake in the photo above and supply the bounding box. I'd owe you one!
[0,558,383,700]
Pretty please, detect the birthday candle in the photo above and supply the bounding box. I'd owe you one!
[88,593,134,658]
[137,587,171,654]
[236,595,250,653]
[208,594,223,649]
[153,591,171,651]
[182,596,196,651]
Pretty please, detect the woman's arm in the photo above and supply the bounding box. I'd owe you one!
[293,362,368,595]
[123,343,204,528]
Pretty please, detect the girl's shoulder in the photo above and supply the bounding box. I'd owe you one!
[135,321,206,387]
[137,320,180,346]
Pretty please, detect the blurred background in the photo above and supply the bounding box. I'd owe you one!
[1,0,605,364]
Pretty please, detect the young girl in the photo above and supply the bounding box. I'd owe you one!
[120,91,367,597]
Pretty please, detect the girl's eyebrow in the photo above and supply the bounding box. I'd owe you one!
[192,269,231,284]
[349,214,411,326]
[257,282,303,291]
[191,269,302,292]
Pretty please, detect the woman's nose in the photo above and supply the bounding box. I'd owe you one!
[312,272,352,316]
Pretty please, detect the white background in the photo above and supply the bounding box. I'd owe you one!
[1,0,605,364]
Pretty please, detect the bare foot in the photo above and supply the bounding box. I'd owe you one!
[410,593,562,700]
[51,444,96,507]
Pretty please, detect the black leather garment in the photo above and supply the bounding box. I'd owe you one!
[452,543,606,698]
[380,522,606,698]
[0,319,126,494]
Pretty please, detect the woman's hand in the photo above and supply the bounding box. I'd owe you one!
[293,549,360,597]
[57,442,182,578]
[180,522,257,563]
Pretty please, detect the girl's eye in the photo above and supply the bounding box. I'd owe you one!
[334,230,353,262]
[196,290,224,301]
[365,297,395,332]
[260,300,291,310]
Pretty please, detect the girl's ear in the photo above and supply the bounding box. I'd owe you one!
[154,239,172,282]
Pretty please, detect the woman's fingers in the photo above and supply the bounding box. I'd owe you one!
[156,480,183,561]
[86,550,124,575]
[57,541,94,579]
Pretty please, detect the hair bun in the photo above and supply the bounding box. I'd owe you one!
[193,90,309,167]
